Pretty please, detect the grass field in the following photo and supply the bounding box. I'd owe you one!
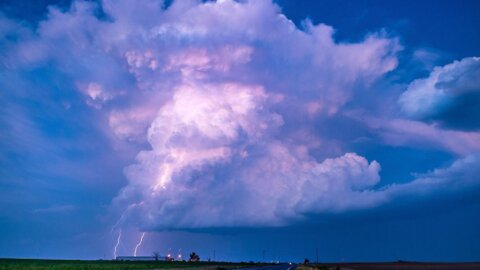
[0,259,259,270]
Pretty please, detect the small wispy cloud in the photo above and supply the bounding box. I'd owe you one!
[32,204,76,214]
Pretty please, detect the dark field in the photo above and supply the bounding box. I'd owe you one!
[3,260,480,270]
[314,262,480,270]
[0,259,258,270]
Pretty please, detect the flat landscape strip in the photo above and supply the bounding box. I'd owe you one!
[0,259,261,270]
[309,262,480,270]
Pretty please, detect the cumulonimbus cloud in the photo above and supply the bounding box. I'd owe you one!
[99,0,399,229]
[3,0,480,232]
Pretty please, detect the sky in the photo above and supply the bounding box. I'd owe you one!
[1,0,480,263]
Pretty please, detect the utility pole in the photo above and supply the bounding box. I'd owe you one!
[262,250,266,262]
[213,249,216,261]
[316,248,319,263]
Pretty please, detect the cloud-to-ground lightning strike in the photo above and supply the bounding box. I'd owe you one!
[134,232,146,257]
[110,201,145,233]
[109,201,147,258]
[113,229,122,259]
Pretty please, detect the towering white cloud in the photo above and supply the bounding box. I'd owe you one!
[96,0,399,228]
[9,0,478,230]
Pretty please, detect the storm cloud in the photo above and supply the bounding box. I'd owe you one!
[97,0,400,229]
[1,0,480,247]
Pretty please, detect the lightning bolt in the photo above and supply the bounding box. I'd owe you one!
[110,201,146,259]
[153,164,172,191]
[134,232,146,257]
[113,229,122,259]
[111,201,145,233]
[153,150,187,191]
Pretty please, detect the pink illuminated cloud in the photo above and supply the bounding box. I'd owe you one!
[3,0,479,234]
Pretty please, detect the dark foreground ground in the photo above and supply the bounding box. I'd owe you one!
[0,258,260,270]
[2,260,480,270]
[309,262,480,270]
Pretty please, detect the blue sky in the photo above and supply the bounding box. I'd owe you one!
[1,0,480,262]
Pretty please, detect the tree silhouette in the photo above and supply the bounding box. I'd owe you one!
[189,252,200,262]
